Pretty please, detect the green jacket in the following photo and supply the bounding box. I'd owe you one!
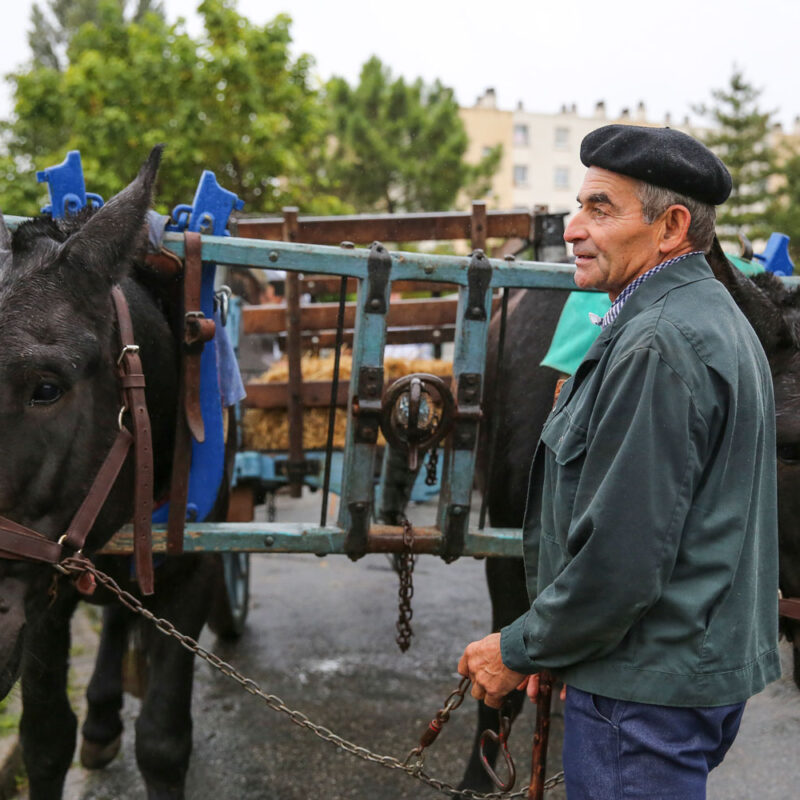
[500,254,780,706]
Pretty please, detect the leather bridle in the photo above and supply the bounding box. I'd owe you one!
[0,230,214,597]
[0,284,156,594]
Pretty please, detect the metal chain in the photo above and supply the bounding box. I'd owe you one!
[425,444,439,487]
[57,556,564,798]
[396,516,416,652]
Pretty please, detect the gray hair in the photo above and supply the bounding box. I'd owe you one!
[634,181,717,251]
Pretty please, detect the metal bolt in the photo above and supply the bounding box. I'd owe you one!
[264,536,275,547]
[424,264,435,275]
[504,254,516,262]
[471,306,483,317]
[269,250,279,263]
[369,298,382,311]
[340,241,355,249]
[452,506,463,515]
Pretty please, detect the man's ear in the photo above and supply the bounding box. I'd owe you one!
[658,205,692,255]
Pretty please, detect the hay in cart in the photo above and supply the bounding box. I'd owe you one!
[241,353,453,450]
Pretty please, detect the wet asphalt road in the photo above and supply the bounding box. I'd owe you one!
[13,490,800,799]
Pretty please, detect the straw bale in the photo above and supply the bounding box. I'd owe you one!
[241,353,452,450]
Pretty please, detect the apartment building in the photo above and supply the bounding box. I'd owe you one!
[460,89,694,217]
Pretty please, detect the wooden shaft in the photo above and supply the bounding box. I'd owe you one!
[529,671,554,800]
[283,208,304,498]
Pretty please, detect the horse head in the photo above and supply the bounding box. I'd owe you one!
[0,147,174,695]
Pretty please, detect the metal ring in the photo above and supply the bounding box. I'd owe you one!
[118,405,127,430]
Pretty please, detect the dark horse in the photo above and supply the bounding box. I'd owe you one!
[0,148,230,799]
[459,240,800,791]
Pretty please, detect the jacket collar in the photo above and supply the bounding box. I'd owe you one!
[589,253,713,351]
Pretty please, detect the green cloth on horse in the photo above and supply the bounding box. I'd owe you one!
[540,254,764,376]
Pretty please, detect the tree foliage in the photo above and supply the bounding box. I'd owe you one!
[694,68,776,242]
[325,56,501,214]
[768,145,800,264]
[0,0,345,216]
[28,0,164,71]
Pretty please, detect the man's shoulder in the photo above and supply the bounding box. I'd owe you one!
[613,277,766,382]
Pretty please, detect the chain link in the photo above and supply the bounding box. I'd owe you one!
[57,556,564,798]
[425,444,439,486]
[396,516,416,652]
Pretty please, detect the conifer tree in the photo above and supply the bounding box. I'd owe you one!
[694,69,776,243]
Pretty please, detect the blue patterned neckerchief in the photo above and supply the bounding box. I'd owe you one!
[589,251,703,329]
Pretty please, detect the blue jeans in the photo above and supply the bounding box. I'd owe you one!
[562,686,745,799]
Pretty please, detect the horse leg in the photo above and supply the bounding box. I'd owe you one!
[20,591,80,800]
[80,604,131,769]
[135,559,214,800]
[459,556,529,792]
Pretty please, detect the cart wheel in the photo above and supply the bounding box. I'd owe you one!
[208,552,250,639]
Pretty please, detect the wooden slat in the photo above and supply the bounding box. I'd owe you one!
[268,325,456,349]
[243,373,454,410]
[234,209,531,245]
[298,276,456,297]
[243,295,502,335]
[243,380,350,409]
[100,522,525,558]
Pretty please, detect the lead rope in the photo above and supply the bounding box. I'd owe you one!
[57,556,563,798]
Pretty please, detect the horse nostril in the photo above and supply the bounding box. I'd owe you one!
[0,600,9,614]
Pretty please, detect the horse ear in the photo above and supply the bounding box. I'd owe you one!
[707,235,792,352]
[57,145,164,286]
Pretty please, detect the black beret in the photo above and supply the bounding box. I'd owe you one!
[580,124,732,205]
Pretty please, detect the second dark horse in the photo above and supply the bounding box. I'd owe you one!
[0,148,231,799]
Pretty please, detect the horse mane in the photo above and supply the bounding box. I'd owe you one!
[750,270,800,348]
[10,208,95,256]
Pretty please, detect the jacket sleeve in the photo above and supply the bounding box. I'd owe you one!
[501,345,716,673]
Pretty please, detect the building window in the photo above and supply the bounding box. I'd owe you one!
[554,167,569,190]
[513,164,529,186]
[481,146,494,158]
[554,126,569,149]
[513,124,529,147]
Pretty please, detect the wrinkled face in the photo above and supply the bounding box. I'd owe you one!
[564,167,664,300]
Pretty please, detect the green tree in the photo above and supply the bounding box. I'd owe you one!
[28,0,164,70]
[0,0,345,216]
[768,145,800,264]
[325,56,501,214]
[694,68,776,243]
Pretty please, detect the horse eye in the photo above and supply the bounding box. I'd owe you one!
[777,443,800,465]
[29,382,64,407]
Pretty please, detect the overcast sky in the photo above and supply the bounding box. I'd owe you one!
[1,0,798,130]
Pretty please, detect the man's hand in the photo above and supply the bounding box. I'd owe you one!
[457,633,527,709]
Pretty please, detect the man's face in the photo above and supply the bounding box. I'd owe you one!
[564,167,665,300]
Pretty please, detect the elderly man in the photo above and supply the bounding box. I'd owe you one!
[458,125,780,798]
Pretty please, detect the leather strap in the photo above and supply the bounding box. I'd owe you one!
[166,231,215,555]
[0,517,63,564]
[780,597,800,621]
[111,286,155,594]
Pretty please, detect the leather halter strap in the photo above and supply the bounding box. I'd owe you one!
[0,286,155,595]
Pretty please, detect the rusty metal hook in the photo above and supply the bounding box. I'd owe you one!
[479,704,516,791]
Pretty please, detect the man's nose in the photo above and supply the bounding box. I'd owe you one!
[564,212,585,243]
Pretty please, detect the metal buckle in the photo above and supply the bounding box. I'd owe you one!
[117,344,140,366]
